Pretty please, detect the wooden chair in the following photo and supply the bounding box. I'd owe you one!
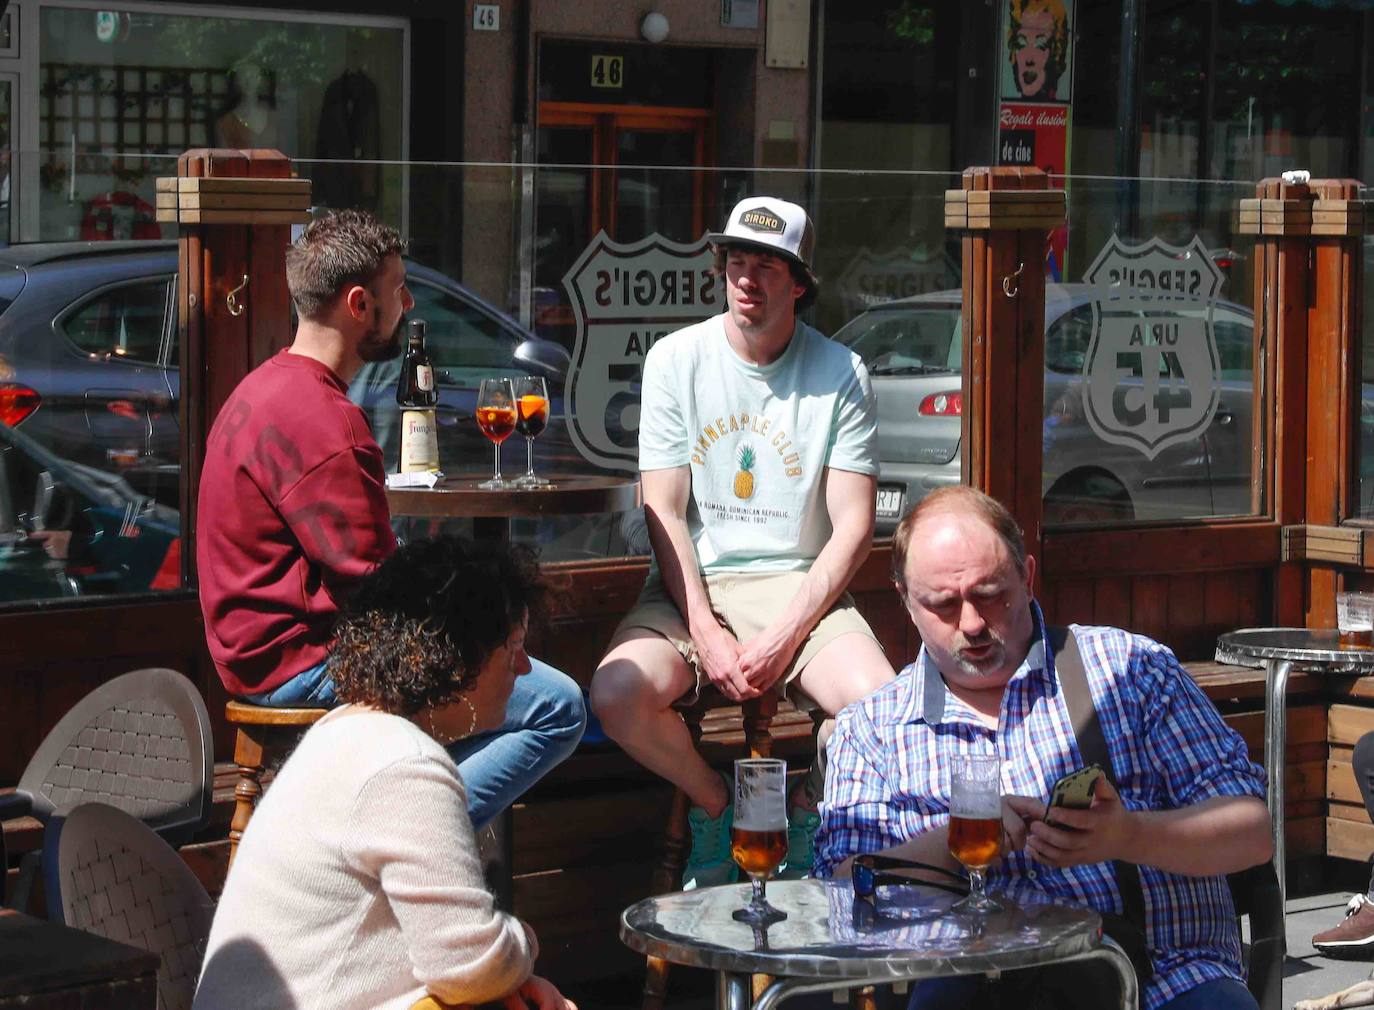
[642,689,782,1010]
[224,701,328,865]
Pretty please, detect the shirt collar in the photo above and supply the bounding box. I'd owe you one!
[915,600,1052,725]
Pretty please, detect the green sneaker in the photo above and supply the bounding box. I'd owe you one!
[683,802,737,890]
[777,807,820,879]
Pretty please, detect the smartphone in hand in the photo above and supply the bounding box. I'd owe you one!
[1044,764,1104,828]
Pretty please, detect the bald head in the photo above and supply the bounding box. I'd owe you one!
[891,486,1027,591]
[892,487,1036,689]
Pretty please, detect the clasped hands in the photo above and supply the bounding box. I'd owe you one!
[696,621,799,701]
[999,778,1136,868]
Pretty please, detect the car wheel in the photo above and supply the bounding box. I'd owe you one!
[1043,472,1134,526]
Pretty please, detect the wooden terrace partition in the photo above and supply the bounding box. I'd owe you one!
[4,153,1373,979]
[944,169,1374,872]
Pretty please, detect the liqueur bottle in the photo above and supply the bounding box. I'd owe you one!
[396,319,440,473]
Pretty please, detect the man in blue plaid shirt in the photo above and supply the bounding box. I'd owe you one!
[813,486,1273,1010]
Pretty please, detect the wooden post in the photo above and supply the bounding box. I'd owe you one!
[165,148,308,582]
[1307,180,1364,624]
[945,167,1066,574]
[1241,178,1365,628]
[1241,177,1314,628]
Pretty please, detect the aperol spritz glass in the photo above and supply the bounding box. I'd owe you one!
[512,376,552,488]
[476,378,516,490]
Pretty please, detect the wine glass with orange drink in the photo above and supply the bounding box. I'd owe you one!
[512,376,553,488]
[476,378,516,489]
[730,758,788,926]
[948,753,1003,912]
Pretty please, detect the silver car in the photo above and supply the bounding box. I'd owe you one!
[833,284,1259,531]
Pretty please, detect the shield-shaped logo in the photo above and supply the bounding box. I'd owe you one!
[1081,235,1224,460]
[562,231,723,471]
[835,246,959,318]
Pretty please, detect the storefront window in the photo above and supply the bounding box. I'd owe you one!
[0,5,406,609]
[34,5,406,241]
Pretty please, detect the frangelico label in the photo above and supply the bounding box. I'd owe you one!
[400,408,440,472]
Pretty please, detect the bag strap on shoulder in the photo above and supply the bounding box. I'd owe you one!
[1045,625,1147,931]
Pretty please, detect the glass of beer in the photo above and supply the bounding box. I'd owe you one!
[948,753,1003,912]
[475,378,517,489]
[1337,592,1374,649]
[511,375,553,488]
[730,758,789,926]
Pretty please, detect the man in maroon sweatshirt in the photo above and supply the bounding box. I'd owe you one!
[196,209,584,828]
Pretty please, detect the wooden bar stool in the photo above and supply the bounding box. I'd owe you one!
[224,701,328,865]
[642,690,779,1010]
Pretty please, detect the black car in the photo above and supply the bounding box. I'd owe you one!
[0,241,574,508]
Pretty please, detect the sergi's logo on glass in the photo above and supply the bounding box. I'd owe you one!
[739,209,784,234]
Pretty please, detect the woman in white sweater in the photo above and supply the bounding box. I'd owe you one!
[194,537,577,1010]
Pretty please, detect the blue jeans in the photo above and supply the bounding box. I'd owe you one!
[908,974,1255,1010]
[245,657,587,831]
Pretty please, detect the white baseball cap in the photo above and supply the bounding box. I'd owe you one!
[707,196,816,273]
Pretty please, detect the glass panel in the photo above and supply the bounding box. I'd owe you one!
[1358,199,1374,517]
[0,153,1285,605]
[614,129,696,243]
[1048,175,1260,526]
[0,78,10,246]
[535,127,595,349]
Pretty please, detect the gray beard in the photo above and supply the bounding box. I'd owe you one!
[951,630,1007,679]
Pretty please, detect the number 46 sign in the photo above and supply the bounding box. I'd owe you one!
[1081,235,1224,461]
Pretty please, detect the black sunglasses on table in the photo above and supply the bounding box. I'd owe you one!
[851,853,969,903]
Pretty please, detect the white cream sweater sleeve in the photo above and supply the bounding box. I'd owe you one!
[345,753,535,1005]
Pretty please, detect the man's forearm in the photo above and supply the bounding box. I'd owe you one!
[767,507,872,648]
[1117,795,1272,876]
[643,502,718,638]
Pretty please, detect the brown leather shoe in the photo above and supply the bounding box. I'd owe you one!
[1313,894,1374,956]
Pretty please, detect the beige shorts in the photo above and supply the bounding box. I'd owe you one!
[611,570,878,711]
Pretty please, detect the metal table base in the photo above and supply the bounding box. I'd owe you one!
[1217,628,1374,907]
[723,938,1137,1010]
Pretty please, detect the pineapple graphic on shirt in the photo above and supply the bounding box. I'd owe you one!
[733,442,756,500]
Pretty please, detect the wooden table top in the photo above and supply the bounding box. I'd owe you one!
[386,473,641,519]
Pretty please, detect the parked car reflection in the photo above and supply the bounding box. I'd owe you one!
[0,417,179,603]
[833,284,1260,531]
[0,241,577,505]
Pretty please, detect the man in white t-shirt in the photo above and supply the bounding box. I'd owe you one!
[589,197,896,887]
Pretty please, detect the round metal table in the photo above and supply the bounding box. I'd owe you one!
[1216,627,1374,905]
[621,879,1137,1010]
[385,473,640,538]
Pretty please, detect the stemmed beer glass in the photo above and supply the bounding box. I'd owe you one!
[475,378,516,489]
[512,376,552,488]
[948,753,1003,912]
[731,758,789,926]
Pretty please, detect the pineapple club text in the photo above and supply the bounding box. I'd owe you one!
[690,413,803,477]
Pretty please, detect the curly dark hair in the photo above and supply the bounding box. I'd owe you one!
[329,537,547,715]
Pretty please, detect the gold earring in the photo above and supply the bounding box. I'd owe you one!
[422,694,479,745]
[458,694,478,738]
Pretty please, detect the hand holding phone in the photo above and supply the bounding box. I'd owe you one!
[1044,764,1104,828]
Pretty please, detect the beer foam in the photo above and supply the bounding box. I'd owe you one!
[733,775,787,829]
[950,797,1001,818]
